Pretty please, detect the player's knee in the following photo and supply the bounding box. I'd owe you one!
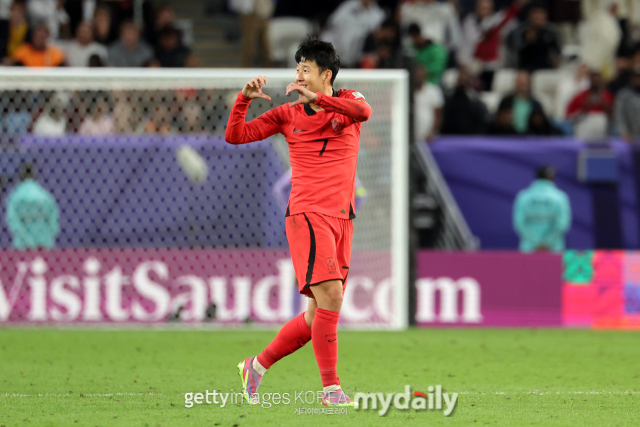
[325,284,343,306]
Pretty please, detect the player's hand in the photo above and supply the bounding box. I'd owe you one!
[286,83,319,107]
[241,75,271,101]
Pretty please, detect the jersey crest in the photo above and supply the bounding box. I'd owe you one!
[331,117,344,134]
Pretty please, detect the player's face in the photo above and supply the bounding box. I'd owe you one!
[295,60,329,94]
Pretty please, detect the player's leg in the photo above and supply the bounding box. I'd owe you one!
[309,279,343,385]
[237,297,314,404]
[309,280,353,406]
[308,215,355,407]
[304,296,317,328]
[256,297,315,369]
[237,214,318,403]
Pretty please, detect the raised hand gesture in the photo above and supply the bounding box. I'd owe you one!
[241,75,271,101]
[286,83,319,108]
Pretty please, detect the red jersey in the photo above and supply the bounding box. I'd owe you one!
[225,88,372,220]
[566,89,614,118]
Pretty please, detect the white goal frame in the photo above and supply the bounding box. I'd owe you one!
[0,68,409,330]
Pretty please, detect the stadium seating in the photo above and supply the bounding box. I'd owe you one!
[268,17,313,67]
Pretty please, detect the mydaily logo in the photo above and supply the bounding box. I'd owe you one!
[354,385,458,416]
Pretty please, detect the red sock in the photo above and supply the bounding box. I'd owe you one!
[257,312,311,369]
[312,308,340,387]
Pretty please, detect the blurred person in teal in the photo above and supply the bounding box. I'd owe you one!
[5,163,59,249]
[513,166,571,252]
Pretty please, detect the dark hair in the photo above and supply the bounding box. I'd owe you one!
[537,165,555,181]
[19,162,36,181]
[88,54,104,67]
[408,23,421,37]
[295,36,340,85]
[158,25,180,39]
[120,19,138,33]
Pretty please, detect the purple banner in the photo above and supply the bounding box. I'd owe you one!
[429,138,638,250]
[0,248,393,326]
[416,251,563,326]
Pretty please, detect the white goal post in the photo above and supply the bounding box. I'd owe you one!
[0,68,409,330]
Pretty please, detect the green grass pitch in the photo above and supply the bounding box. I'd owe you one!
[1,327,638,426]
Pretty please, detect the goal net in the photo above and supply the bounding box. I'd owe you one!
[0,68,408,329]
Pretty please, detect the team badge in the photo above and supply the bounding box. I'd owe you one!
[352,91,365,100]
[331,118,343,134]
[326,258,337,273]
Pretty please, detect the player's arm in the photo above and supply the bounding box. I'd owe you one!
[286,84,372,122]
[225,75,284,145]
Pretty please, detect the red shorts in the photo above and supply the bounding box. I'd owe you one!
[285,212,353,297]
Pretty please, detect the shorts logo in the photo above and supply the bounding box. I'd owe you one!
[326,258,337,273]
[331,118,343,134]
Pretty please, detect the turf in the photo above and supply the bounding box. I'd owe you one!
[0,327,638,427]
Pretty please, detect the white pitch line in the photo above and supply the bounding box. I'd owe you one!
[3,393,164,397]
[3,391,639,398]
[457,391,640,395]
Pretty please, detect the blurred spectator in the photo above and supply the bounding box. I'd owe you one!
[32,92,68,136]
[11,23,65,67]
[107,20,154,67]
[5,162,60,250]
[497,70,544,134]
[441,67,488,135]
[513,165,571,252]
[458,0,526,90]
[113,92,145,133]
[579,1,621,80]
[582,0,638,56]
[509,4,561,71]
[113,98,133,133]
[273,0,340,25]
[321,0,384,68]
[78,94,114,135]
[0,0,11,19]
[548,0,581,45]
[92,5,118,46]
[556,64,590,120]
[181,102,204,133]
[614,65,640,142]
[143,104,173,134]
[528,109,563,135]
[59,21,107,67]
[27,0,69,39]
[608,49,635,95]
[566,70,613,128]
[230,0,274,67]
[399,0,461,52]
[359,17,402,69]
[413,65,444,142]
[155,25,190,67]
[62,0,97,38]
[408,23,448,85]
[0,1,29,62]
[87,53,104,67]
[487,106,519,135]
[144,3,176,47]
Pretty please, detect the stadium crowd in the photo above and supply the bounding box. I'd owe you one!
[249,0,640,142]
[0,0,196,68]
[0,0,639,141]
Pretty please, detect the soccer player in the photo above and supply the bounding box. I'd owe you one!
[225,37,371,407]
